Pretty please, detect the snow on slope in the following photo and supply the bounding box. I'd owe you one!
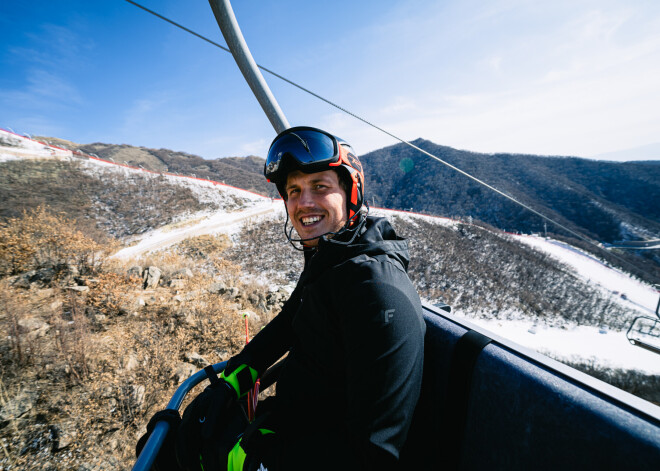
[470,234,659,373]
[79,154,269,214]
[517,235,657,314]
[113,200,279,259]
[84,158,280,259]
[0,128,279,258]
[471,317,660,373]
[0,129,73,161]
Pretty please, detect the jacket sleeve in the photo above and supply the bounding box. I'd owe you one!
[226,286,300,376]
[336,259,425,467]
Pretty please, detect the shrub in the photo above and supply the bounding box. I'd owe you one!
[177,234,231,260]
[86,272,142,317]
[0,206,111,277]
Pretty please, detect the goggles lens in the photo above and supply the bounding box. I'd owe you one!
[265,129,338,182]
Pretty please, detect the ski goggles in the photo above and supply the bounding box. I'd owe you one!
[264,127,342,184]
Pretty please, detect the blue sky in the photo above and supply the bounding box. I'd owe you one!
[2,0,660,161]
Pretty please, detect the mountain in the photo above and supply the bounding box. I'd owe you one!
[40,137,660,244]
[361,139,660,244]
[35,137,278,198]
[592,142,660,161]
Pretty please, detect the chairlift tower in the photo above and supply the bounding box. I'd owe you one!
[208,0,289,133]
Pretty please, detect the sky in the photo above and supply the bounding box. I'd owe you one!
[2,0,660,162]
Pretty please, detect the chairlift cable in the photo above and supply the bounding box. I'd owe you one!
[123,0,659,284]
[123,0,232,54]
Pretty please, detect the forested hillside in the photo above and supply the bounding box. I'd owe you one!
[38,136,660,245]
[361,139,660,244]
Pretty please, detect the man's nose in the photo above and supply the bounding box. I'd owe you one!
[298,188,315,206]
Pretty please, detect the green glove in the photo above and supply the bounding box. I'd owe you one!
[227,429,276,471]
[221,363,259,399]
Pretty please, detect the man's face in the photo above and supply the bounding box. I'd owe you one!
[284,169,348,247]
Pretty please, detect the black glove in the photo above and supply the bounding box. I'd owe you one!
[176,367,249,471]
[135,409,183,471]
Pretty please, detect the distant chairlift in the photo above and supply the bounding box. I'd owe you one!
[626,288,660,355]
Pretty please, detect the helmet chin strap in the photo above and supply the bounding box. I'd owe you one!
[283,203,369,252]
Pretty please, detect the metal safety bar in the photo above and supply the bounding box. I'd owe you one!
[132,361,228,471]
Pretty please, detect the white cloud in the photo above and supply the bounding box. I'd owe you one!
[239,138,270,156]
[321,0,660,158]
[0,68,83,111]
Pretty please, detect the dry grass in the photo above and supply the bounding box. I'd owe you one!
[176,234,231,261]
[0,271,263,469]
[0,206,114,278]
[0,212,270,470]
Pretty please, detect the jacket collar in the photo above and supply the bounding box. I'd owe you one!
[300,216,410,283]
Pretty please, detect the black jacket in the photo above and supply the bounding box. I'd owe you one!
[230,216,425,469]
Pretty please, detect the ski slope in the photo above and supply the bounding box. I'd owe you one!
[517,235,657,313]
[469,234,660,373]
[366,210,660,373]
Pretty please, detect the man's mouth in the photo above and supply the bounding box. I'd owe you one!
[301,215,322,226]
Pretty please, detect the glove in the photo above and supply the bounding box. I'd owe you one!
[175,366,249,471]
[135,409,183,471]
[228,426,279,471]
[221,362,259,399]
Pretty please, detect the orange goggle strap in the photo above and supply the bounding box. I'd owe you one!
[334,145,364,219]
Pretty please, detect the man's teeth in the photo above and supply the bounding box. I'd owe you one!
[301,216,321,226]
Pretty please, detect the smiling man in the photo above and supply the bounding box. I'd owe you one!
[176,127,425,471]
[283,169,348,245]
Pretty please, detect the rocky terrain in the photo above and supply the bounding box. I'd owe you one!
[0,209,290,470]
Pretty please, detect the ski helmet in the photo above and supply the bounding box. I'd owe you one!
[264,126,365,220]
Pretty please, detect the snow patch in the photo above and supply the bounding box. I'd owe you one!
[113,200,281,259]
[465,316,660,374]
[1,129,73,161]
[515,235,658,314]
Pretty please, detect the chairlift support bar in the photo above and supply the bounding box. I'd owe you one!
[624,289,660,354]
[208,0,290,134]
[132,361,228,471]
[629,335,660,355]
